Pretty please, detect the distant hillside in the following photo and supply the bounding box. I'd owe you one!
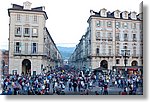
[57,46,75,60]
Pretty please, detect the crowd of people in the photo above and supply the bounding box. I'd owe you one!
[0,67,143,95]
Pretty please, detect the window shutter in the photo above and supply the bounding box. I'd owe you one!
[19,42,21,53]
[31,43,33,53]
[36,43,38,53]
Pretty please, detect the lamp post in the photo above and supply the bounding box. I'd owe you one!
[1,60,5,76]
[122,49,128,77]
[124,50,127,67]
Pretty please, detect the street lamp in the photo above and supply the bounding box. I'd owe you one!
[124,50,127,67]
[121,49,129,77]
[121,49,128,66]
[1,60,5,76]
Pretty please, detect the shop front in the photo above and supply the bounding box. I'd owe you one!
[113,66,143,76]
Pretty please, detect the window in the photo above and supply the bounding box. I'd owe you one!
[96,21,101,27]
[116,46,119,49]
[102,11,105,15]
[32,28,38,36]
[133,34,136,41]
[25,15,29,21]
[115,22,120,28]
[15,27,21,36]
[15,42,21,53]
[121,50,130,56]
[133,34,136,39]
[25,43,28,54]
[123,46,127,49]
[32,43,38,54]
[102,44,106,55]
[102,32,105,39]
[24,28,30,36]
[12,70,17,75]
[132,23,136,29]
[107,21,112,27]
[96,32,100,40]
[108,46,111,55]
[124,33,128,41]
[116,12,119,17]
[116,49,119,55]
[124,34,128,38]
[96,48,99,55]
[33,71,36,76]
[116,33,120,41]
[33,15,37,22]
[108,32,112,38]
[116,46,120,55]
[17,14,21,21]
[140,23,143,30]
[116,59,120,64]
[133,47,136,56]
[102,49,106,55]
[133,49,136,56]
[140,33,143,41]
[123,22,128,28]
[124,13,128,17]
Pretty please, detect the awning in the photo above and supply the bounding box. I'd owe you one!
[127,68,138,71]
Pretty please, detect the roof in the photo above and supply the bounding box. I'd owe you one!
[8,4,48,20]
[87,10,142,23]
[44,27,61,55]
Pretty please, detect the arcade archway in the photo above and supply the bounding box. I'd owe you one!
[100,60,108,69]
[22,59,31,75]
[131,60,138,66]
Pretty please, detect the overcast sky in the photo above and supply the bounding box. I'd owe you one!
[0,0,143,50]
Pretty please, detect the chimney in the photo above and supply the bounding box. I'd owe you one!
[90,10,95,15]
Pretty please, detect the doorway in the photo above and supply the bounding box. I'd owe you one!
[22,59,31,75]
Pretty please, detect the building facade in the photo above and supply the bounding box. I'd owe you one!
[69,8,143,72]
[8,1,62,75]
[0,50,9,76]
[0,50,9,90]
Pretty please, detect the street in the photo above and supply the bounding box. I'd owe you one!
[1,67,143,95]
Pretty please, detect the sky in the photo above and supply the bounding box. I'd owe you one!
[0,0,143,50]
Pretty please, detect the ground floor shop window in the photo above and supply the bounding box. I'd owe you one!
[12,70,17,75]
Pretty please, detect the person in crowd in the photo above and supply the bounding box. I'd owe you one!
[103,83,108,95]
[73,81,77,92]
[121,87,128,95]
[95,91,99,95]
[1,67,143,95]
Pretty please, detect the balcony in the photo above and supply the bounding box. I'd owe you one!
[115,37,120,41]
[15,33,21,37]
[14,51,21,55]
[23,33,30,37]
[14,51,47,56]
[124,38,128,41]
[132,38,137,42]
[101,37,107,40]
[32,34,38,37]
[93,53,114,57]
[115,53,122,57]
[96,37,100,40]
[108,37,113,41]
[132,54,142,57]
